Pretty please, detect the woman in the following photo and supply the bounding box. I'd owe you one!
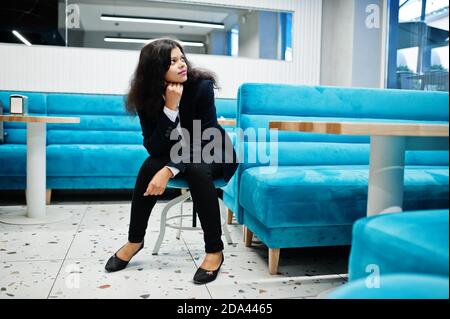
[105,38,238,285]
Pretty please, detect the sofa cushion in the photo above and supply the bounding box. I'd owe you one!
[238,84,449,121]
[216,98,236,119]
[46,93,142,145]
[329,273,449,299]
[47,176,139,190]
[47,129,143,145]
[239,166,449,228]
[47,114,141,145]
[1,128,27,144]
[349,209,449,280]
[0,144,26,176]
[47,144,148,176]
[240,142,449,171]
[48,114,140,131]
[47,93,126,115]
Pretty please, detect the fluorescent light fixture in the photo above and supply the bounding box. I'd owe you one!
[104,37,204,47]
[12,30,32,46]
[101,15,224,29]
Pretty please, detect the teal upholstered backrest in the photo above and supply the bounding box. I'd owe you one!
[45,93,237,145]
[0,91,47,144]
[46,93,142,145]
[216,98,237,137]
[237,83,449,169]
[0,90,237,146]
[215,98,237,119]
[239,84,448,120]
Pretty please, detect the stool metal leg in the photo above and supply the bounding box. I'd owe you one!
[153,191,191,255]
[176,201,183,240]
[177,189,189,240]
[219,198,233,245]
[153,189,232,255]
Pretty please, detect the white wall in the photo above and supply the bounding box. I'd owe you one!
[321,0,354,87]
[320,0,387,88]
[352,0,384,88]
[0,0,322,98]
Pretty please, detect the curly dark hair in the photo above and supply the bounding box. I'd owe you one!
[125,38,218,119]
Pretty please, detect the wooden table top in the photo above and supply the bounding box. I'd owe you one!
[269,121,449,137]
[218,118,236,126]
[0,115,80,124]
[1,114,232,126]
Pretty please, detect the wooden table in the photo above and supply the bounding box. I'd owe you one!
[218,118,236,126]
[0,115,80,224]
[269,121,449,216]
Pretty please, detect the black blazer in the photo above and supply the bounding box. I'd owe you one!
[137,78,238,183]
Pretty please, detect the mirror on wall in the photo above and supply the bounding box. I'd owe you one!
[0,0,293,61]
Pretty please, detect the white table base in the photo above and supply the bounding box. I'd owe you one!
[26,122,46,218]
[0,206,71,225]
[367,136,406,216]
[0,122,70,225]
[367,135,449,216]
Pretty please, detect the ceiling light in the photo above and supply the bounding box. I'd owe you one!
[12,30,32,46]
[104,37,204,47]
[101,15,224,29]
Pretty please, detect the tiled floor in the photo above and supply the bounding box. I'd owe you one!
[0,198,349,299]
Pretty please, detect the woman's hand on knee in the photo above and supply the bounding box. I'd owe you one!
[143,167,173,196]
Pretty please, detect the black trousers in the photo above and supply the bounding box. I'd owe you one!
[128,156,224,253]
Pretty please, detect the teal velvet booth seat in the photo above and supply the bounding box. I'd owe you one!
[348,209,449,281]
[215,98,239,224]
[328,273,449,299]
[0,90,237,203]
[329,209,449,299]
[233,83,449,274]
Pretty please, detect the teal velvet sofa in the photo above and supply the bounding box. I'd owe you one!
[329,209,449,299]
[0,90,237,200]
[232,83,449,274]
[349,209,449,280]
[216,99,239,221]
[329,273,449,299]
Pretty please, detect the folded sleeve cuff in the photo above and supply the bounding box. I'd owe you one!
[165,166,180,178]
[163,106,179,123]
[166,161,186,174]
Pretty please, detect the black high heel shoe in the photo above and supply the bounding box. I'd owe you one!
[104,240,144,272]
[193,252,224,284]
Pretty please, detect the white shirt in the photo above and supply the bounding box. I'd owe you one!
[163,106,182,178]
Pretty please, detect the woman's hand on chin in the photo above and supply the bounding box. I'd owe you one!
[164,82,183,111]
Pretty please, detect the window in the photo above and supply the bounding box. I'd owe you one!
[387,0,449,91]
[230,26,239,57]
